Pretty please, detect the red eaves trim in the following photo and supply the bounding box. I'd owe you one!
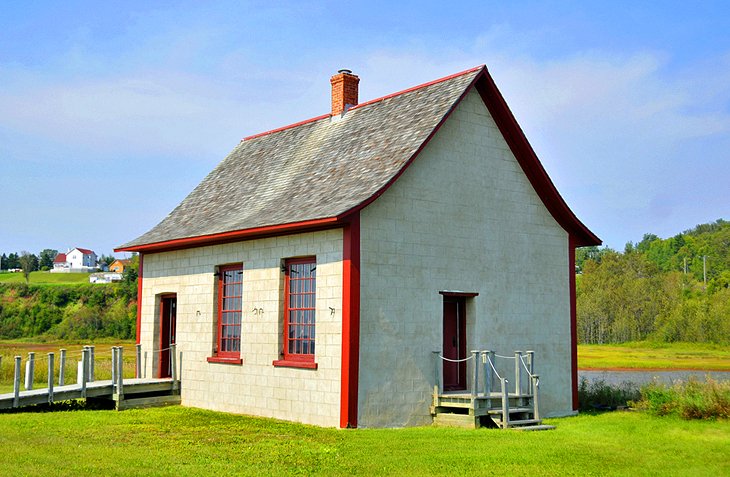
[243,113,331,141]
[241,66,483,143]
[339,66,600,247]
[349,65,485,112]
[136,253,143,346]
[473,72,601,247]
[338,68,484,220]
[569,237,579,410]
[115,217,340,254]
[340,212,361,428]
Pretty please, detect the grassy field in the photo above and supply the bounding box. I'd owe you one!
[0,340,137,394]
[0,406,727,476]
[578,341,730,371]
[0,271,91,284]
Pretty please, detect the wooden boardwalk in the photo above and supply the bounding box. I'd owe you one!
[0,377,180,411]
[1,344,182,412]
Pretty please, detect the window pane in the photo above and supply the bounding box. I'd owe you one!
[218,265,243,357]
[284,259,316,357]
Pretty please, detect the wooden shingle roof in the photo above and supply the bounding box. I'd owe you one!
[118,66,600,252]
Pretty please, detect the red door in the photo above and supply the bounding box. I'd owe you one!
[442,298,466,391]
[159,295,177,378]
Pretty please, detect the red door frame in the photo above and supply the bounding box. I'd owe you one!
[442,297,467,391]
[158,294,177,378]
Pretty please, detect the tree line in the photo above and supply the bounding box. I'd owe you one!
[577,219,730,344]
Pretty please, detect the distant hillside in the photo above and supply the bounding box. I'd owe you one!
[0,282,137,340]
[577,219,730,344]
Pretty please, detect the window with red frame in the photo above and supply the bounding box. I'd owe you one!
[283,258,316,361]
[215,264,243,359]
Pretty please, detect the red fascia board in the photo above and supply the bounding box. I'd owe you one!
[115,217,341,254]
[241,66,483,143]
[338,66,600,247]
[349,65,485,112]
[474,72,601,247]
[337,68,485,220]
[136,253,144,346]
[242,113,331,141]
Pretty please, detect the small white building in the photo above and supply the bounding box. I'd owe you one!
[117,66,600,428]
[89,272,123,283]
[51,248,98,273]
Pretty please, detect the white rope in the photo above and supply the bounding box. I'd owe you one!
[494,354,515,360]
[519,354,535,378]
[148,346,173,354]
[486,355,503,380]
[519,354,540,387]
[438,354,474,363]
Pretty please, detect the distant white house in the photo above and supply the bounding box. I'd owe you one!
[51,247,99,273]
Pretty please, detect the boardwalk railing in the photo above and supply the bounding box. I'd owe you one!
[1,344,181,410]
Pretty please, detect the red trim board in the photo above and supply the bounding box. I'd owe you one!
[340,212,361,428]
[136,253,144,345]
[569,236,579,410]
[116,217,340,254]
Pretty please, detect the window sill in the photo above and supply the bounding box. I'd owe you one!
[207,356,243,365]
[272,359,318,370]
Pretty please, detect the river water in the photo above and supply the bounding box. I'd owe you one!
[578,369,730,386]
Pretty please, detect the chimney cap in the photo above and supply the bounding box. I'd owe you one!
[337,68,353,75]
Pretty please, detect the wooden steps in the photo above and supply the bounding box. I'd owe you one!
[432,391,552,430]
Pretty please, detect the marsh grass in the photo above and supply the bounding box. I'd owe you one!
[577,377,641,411]
[578,341,730,370]
[578,341,730,371]
[634,377,730,420]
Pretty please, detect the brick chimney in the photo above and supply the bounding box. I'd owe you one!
[330,69,359,116]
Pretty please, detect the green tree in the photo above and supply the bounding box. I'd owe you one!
[5,253,20,269]
[98,254,116,268]
[18,251,39,283]
[575,246,611,274]
[38,248,59,270]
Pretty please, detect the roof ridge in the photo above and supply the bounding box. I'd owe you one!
[242,65,485,142]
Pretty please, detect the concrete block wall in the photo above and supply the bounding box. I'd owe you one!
[139,229,343,427]
[358,88,571,427]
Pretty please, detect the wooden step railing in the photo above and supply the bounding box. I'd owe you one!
[432,349,541,428]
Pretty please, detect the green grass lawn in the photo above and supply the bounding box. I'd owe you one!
[0,271,92,285]
[0,407,727,476]
[578,341,730,371]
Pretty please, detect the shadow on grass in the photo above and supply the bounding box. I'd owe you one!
[0,398,115,414]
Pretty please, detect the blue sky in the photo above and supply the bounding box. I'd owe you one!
[1,1,728,257]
